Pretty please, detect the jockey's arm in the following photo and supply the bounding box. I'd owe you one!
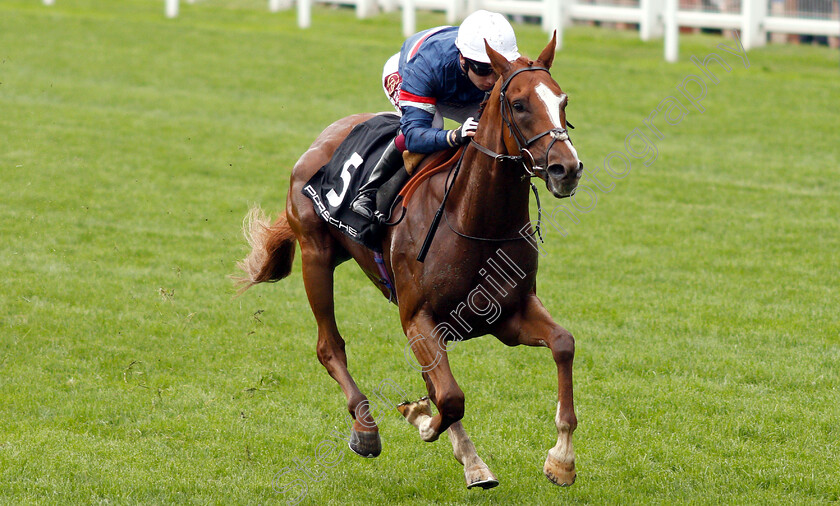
[398,55,460,154]
[399,104,452,154]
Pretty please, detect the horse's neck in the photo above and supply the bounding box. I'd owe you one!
[447,126,532,238]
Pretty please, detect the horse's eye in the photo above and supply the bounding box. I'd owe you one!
[512,102,525,112]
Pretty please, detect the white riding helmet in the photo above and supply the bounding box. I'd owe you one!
[455,10,520,64]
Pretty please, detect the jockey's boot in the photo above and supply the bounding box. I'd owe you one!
[350,141,403,223]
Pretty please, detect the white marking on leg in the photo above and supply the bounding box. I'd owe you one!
[551,401,574,465]
[448,421,496,487]
[419,416,437,441]
[448,421,478,466]
[543,400,575,485]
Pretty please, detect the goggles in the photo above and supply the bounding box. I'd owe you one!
[465,58,494,77]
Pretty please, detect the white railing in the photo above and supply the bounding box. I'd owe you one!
[310,0,838,58]
[467,0,838,57]
[665,0,839,60]
[42,0,840,61]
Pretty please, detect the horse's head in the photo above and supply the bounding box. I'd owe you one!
[484,34,583,199]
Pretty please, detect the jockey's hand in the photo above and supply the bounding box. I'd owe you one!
[450,117,479,146]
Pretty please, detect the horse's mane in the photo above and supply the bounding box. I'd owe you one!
[477,97,489,119]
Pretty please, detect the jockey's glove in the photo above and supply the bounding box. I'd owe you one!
[449,117,479,146]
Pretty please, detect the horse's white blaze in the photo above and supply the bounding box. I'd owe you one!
[535,83,580,165]
[564,139,580,163]
[535,83,565,128]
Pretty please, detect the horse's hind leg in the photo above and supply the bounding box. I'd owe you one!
[299,236,381,457]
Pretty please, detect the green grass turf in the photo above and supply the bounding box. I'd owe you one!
[1,0,838,503]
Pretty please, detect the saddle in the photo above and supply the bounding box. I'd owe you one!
[378,147,462,221]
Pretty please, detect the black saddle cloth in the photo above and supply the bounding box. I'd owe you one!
[301,114,401,252]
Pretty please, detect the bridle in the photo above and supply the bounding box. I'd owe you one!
[471,66,574,186]
[416,65,576,260]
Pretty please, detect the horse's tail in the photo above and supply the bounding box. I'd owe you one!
[233,206,297,294]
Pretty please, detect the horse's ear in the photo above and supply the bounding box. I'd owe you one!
[484,39,512,76]
[536,31,557,70]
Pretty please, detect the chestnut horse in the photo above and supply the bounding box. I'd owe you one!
[236,35,582,488]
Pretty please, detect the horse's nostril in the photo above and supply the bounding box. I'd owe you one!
[547,164,567,178]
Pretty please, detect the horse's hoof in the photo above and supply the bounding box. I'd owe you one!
[543,451,576,486]
[465,465,499,489]
[349,429,381,458]
[396,396,432,422]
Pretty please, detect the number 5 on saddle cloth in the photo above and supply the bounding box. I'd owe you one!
[301,114,407,253]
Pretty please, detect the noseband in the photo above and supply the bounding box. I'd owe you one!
[472,66,573,180]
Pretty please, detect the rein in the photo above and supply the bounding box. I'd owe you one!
[416,148,543,262]
[416,145,470,262]
[443,178,544,244]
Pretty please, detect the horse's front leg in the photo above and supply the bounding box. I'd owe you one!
[396,312,497,488]
[500,294,577,486]
[447,420,499,489]
[397,311,464,442]
[397,385,498,488]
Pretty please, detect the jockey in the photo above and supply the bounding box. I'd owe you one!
[350,10,521,223]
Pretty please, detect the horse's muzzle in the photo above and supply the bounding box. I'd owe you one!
[546,161,584,198]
